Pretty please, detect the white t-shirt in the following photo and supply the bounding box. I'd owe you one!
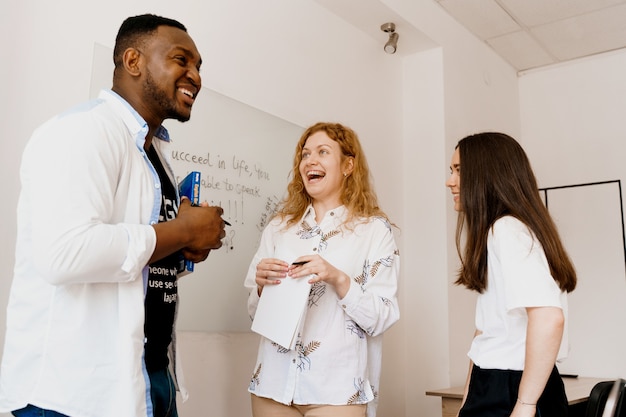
[468,216,569,370]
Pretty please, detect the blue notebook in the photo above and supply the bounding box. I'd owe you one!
[178,171,201,206]
[177,171,201,275]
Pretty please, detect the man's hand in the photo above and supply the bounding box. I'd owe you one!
[150,198,226,264]
[177,198,226,252]
[181,248,211,264]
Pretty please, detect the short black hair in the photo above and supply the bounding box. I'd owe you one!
[113,14,187,68]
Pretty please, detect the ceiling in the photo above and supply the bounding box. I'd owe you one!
[435,0,626,73]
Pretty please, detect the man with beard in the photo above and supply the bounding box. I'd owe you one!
[0,14,226,417]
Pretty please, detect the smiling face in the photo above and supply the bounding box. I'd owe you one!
[299,131,353,208]
[446,147,461,211]
[139,25,202,124]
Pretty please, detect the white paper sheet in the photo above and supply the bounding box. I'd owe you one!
[250,276,312,350]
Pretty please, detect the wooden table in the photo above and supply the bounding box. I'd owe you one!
[426,377,609,417]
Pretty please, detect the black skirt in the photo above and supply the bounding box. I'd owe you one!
[459,365,568,417]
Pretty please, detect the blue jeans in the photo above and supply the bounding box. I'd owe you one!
[11,369,178,417]
[12,405,69,417]
[149,368,179,417]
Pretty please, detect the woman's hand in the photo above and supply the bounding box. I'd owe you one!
[255,258,288,295]
[288,254,350,298]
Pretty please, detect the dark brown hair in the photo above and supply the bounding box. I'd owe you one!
[454,132,576,293]
[113,14,187,69]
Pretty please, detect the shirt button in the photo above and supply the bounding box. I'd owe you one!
[313,248,317,252]
[330,211,334,216]
[292,359,296,363]
[342,304,347,309]
[155,183,161,189]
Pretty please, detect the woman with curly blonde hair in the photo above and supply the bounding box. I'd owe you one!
[245,122,400,417]
[279,122,391,229]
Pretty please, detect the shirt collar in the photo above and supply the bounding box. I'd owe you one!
[99,89,171,147]
[303,204,347,224]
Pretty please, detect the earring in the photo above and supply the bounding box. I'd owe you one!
[343,173,347,177]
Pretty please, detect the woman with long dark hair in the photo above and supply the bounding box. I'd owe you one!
[446,132,576,417]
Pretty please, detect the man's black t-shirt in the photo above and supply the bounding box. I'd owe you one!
[144,145,179,372]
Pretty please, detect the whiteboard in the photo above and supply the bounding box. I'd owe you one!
[541,181,626,378]
[91,43,303,331]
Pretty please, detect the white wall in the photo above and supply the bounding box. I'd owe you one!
[400,47,449,416]
[519,50,626,380]
[519,50,626,187]
[383,0,522,395]
[0,0,526,416]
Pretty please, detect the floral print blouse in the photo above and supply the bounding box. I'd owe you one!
[245,205,400,416]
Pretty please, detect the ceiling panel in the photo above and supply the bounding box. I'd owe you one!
[438,0,520,38]
[487,30,556,70]
[531,3,626,61]
[434,0,626,72]
[500,0,626,26]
